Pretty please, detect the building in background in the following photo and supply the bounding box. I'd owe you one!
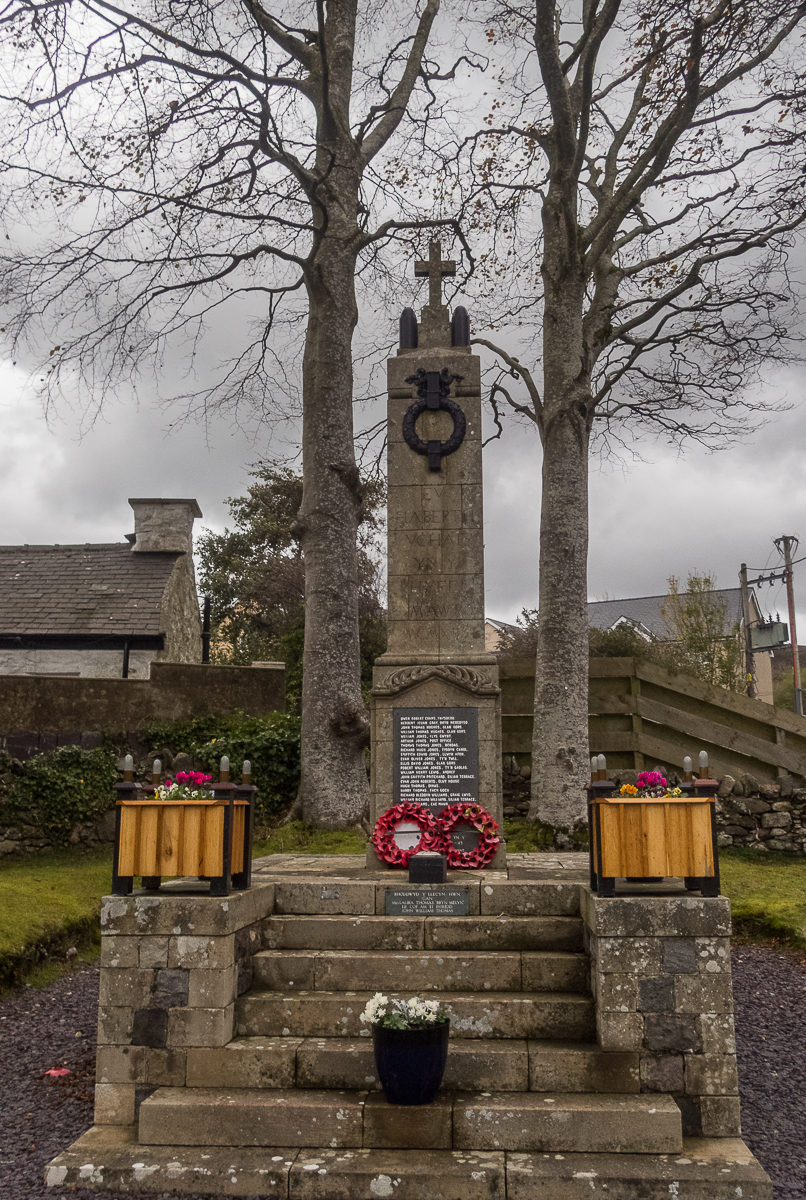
[0,499,202,679]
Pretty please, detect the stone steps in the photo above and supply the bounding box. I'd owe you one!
[261,914,584,952]
[136,1086,682,1154]
[186,1037,639,1095]
[46,1129,773,1199]
[235,989,596,1041]
[266,878,583,919]
[252,948,588,993]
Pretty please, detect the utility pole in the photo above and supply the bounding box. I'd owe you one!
[739,564,755,699]
[774,535,802,715]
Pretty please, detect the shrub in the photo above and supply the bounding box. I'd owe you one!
[142,710,301,822]
[1,745,118,840]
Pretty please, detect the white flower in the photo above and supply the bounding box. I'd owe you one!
[360,993,389,1025]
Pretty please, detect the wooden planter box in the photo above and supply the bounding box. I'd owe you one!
[112,790,253,897]
[588,792,719,897]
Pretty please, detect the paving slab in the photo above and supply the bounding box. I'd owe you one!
[289,1148,505,1200]
[527,1041,639,1093]
[236,990,594,1041]
[479,881,582,917]
[293,1037,529,1093]
[263,916,425,951]
[424,916,583,953]
[362,1093,454,1148]
[506,1138,771,1199]
[296,1037,382,1090]
[521,951,589,992]
[44,1125,298,1195]
[273,880,376,916]
[312,950,522,993]
[138,1086,366,1148]
[99,883,275,938]
[453,1092,681,1154]
[186,1038,301,1088]
[580,889,732,938]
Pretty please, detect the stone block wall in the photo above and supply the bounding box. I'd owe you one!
[713,771,806,851]
[94,883,275,1125]
[0,660,285,761]
[581,889,740,1138]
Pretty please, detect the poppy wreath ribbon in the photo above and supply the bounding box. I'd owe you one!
[437,802,500,869]
[371,801,443,868]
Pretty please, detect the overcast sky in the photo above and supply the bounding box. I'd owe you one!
[2,340,806,638]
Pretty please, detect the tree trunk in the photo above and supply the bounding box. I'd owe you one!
[296,239,370,828]
[529,205,592,832]
[529,405,591,831]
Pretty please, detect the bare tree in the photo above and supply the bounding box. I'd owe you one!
[463,0,806,831]
[0,0,460,827]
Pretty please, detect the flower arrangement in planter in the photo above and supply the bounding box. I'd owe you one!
[619,771,682,799]
[360,993,450,1031]
[360,993,450,1106]
[112,756,253,897]
[151,771,213,801]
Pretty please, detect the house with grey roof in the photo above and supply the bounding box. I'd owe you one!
[488,586,777,702]
[0,499,203,679]
[587,589,752,639]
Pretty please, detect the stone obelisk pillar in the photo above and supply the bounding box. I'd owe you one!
[368,242,504,868]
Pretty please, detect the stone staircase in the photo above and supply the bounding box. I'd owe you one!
[46,858,772,1199]
[137,905,682,1156]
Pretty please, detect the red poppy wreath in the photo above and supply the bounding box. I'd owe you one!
[437,802,501,869]
[372,801,443,868]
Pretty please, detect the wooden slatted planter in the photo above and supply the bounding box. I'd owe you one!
[111,773,254,897]
[588,791,720,898]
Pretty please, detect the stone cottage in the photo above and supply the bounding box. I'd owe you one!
[0,498,203,679]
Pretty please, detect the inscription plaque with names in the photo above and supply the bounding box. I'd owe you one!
[385,888,470,916]
[393,707,479,812]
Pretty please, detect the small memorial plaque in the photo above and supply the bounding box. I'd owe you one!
[393,707,479,812]
[447,825,482,853]
[385,887,470,916]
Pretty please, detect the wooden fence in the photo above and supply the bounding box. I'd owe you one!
[500,656,806,783]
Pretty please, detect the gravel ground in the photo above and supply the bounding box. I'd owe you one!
[0,946,804,1200]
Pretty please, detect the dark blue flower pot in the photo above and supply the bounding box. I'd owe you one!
[371,1021,450,1105]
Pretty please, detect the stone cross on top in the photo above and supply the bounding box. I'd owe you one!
[415,240,455,309]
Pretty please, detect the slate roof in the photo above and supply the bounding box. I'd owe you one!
[0,544,180,637]
[588,588,749,640]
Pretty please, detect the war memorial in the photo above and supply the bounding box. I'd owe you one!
[46,247,772,1199]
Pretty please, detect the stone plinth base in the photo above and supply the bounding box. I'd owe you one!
[46,855,770,1199]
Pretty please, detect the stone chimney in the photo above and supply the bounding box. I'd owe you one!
[128,498,202,554]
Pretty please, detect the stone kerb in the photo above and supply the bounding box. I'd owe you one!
[580,888,741,1139]
[94,881,275,1126]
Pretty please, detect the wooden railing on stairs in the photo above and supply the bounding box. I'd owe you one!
[500,656,806,783]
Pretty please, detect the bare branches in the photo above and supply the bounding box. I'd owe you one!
[460,0,806,450]
[358,0,440,164]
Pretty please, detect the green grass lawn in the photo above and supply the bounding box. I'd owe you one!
[2,830,805,991]
[719,847,806,947]
[0,844,113,990]
[0,823,365,989]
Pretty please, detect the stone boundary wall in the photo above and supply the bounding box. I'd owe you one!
[582,889,740,1139]
[0,661,285,761]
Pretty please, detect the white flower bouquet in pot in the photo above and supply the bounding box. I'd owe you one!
[360,993,450,1105]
